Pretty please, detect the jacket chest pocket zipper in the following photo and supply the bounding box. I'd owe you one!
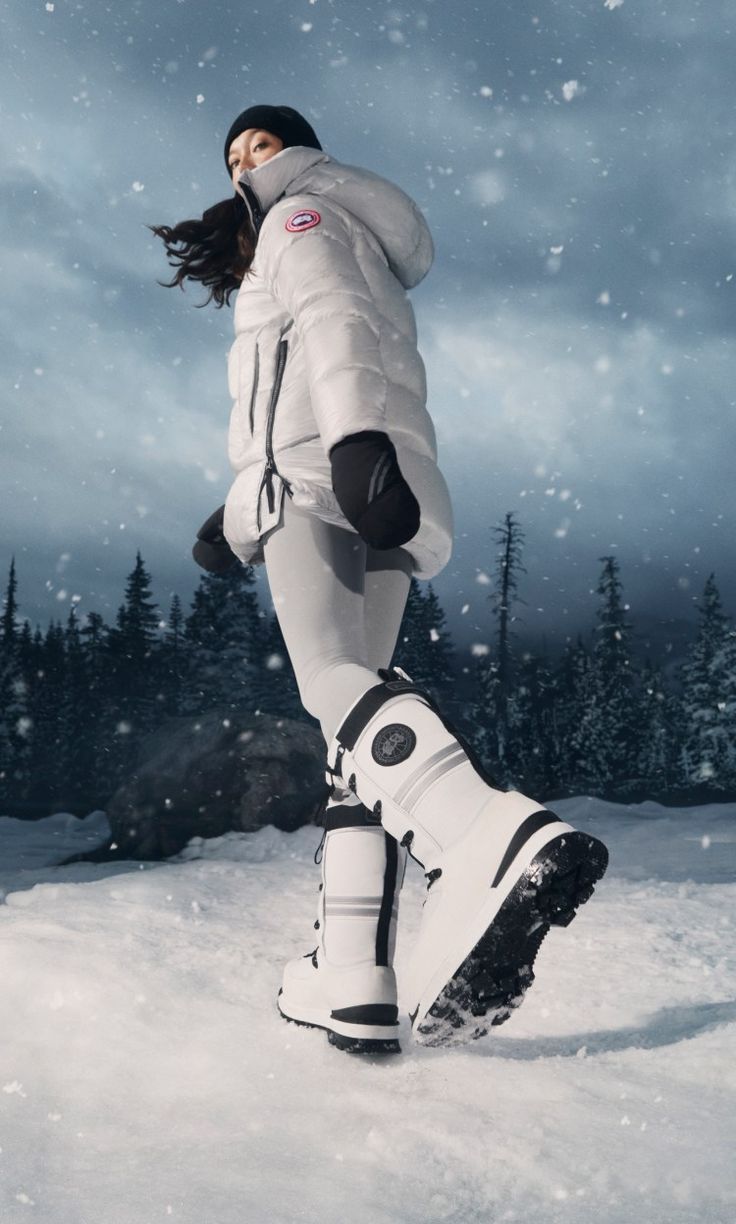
[257,338,292,530]
[248,346,260,435]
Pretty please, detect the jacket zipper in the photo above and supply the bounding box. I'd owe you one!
[256,338,292,531]
[248,346,260,435]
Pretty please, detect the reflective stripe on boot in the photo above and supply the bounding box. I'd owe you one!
[277,792,407,1054]
[326,671,609,1046]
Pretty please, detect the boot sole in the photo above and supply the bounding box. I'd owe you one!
[277,991,402,1055]
[413,831,609,1047]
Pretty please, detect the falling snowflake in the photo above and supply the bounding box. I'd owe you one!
[604,0,624,8]
[131,181,145,193]
[562,80,583,101]
[196,94,205,104]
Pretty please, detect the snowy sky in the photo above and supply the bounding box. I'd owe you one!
[2,0,734,651]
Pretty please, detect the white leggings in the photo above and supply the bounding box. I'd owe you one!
[262,495,413,748]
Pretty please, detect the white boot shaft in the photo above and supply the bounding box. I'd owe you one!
[319,818,403,972]
[278,793,407,1053]
[326,671,608,1045]
[327,675,557,870]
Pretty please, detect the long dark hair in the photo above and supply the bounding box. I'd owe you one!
[149,194,257,308]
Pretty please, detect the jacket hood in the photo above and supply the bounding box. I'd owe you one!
[237,146,433,290]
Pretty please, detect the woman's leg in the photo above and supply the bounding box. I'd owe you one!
[364,545,413,673]
[262,496,410,745]
[266,498,412,1054]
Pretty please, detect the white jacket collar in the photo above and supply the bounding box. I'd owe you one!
[237,146,329,213]
[237,146,434,290]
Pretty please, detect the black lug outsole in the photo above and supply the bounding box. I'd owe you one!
[414,831,609,1048]
[277,992,402,1056]
[327,1030,401,1055]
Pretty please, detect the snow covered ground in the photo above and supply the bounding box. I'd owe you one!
[1,798,735,1224]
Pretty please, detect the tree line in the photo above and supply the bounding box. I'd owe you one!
[1,514,735,818]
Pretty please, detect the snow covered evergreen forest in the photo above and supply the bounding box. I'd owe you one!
[1,512,735,819]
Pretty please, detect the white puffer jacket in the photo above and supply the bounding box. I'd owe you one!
[221,146,453,579]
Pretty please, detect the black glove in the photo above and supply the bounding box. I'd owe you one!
[192,504,239,574]
[329,430,420,550]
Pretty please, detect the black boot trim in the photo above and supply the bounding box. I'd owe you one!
[330,1003,399,1026]
[490,811,562,889]
[375,833,399,967]
[324,803,376,831]
[336,674,502,790]
[327,1031,401,1055]
[335,680,429,752]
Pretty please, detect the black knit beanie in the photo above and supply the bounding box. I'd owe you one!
[224,105,322,173]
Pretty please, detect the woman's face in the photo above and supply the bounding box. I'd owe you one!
[227,129,285,185]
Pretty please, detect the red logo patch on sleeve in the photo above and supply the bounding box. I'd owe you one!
[285,209,321,233]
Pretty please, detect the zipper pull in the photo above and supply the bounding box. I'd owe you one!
[265,465,275,514]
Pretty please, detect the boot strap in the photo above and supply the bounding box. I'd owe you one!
[333,677,433,755]
[324,803,383,831]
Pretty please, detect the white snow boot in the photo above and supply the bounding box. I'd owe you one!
[277,788,406,1054]
[326,668,609,1047]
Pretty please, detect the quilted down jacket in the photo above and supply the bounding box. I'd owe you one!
[221,145,454,579]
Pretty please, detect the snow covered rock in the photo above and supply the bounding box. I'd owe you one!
[105,710,326,859]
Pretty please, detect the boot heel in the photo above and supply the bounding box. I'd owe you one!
[328,1003,401,1054]
[328,1031,401,1055]
[531,832,609,928]
[415,832,609,1047]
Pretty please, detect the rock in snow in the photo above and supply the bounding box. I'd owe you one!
[105,711,327,859]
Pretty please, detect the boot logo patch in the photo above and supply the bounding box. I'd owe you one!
[371,723,416,766]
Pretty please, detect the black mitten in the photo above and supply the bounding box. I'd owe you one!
[329,430,420,550]
[192,504,239,574]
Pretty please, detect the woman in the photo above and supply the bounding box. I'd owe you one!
[153,105,607,1056]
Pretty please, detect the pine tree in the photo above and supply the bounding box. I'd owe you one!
[549,638,593,792]
[25,621,67,810]
[470,512,526,782]
[679,574,736,789]
[105,552,163,783]
[57,607,101,811]
[183,564,265,714]
[394,579,455,703]
[79,610,118,802]
[568,556,636,792]
[1,557,19,647]
[635,660,678,794]
[506,650,557,795]
[0,562,31,811]
[110,551,161,681]
[422,583,455,698]
[158,593,188,718]
[258,610,303,718]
